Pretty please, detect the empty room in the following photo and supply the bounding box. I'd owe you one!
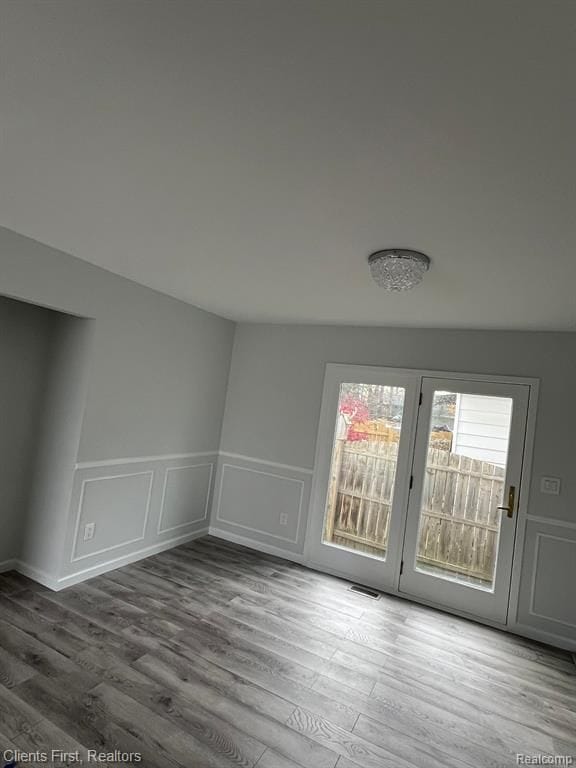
[0,1,574,767]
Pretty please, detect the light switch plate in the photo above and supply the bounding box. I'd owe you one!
[540,477,561,495]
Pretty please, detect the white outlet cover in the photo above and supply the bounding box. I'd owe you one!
[540,476,561,495]
[84,522,96,540]
[279,513,288,526]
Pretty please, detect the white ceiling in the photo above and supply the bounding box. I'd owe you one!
[1,0,575,329]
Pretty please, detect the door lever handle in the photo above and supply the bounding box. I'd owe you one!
[497,485,516,519]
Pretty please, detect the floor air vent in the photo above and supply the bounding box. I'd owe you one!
[348,584,381,600]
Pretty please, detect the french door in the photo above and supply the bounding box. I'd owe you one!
[307,364,532,624]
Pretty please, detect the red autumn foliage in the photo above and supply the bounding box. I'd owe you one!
[339,395,370,442]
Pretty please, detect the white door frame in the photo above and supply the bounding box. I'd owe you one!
[304,363,539,629]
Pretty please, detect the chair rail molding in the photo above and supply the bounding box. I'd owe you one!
[76,450,218,470]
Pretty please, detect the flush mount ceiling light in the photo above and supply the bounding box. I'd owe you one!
[368,249,431,291]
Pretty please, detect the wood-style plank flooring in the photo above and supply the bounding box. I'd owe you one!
[0,536,574,768]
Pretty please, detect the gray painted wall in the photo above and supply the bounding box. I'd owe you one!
[219,324,574,499]
[0,296,58,564]
[215,323,576,647]
[0,227,235,462]
[0,226,235,583]
[21,314,94,580]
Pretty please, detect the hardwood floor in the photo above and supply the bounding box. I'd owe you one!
[0,536,574,768]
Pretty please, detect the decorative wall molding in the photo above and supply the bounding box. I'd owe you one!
[71,470,154,562]
[157,462,214,534]
[61,451,219,585]
[13,445,572,655]
[215,462,305,544]
[528,531,576,630]
[218,451,313,475]
[75,450,217,470]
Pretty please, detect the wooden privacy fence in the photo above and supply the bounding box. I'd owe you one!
[324,439,505,582]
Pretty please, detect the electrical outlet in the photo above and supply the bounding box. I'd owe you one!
[84,522,96,541]
[279,513,288,526]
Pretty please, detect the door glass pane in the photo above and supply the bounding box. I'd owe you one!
[323,383,406,559]
[414,390,513,589]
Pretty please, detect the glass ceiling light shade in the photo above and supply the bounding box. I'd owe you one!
[368,249,431,291]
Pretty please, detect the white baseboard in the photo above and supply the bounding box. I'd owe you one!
[208,526,305,565]
[0,559,18,574]
[16,561,60,590]
[511,622,576,654]
[17,529,209,592]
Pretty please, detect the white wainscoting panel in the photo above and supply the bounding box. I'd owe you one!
[530,534,576,628]
[72,471,153,561]
[212,454,312,553]
[60,452,216,582]
[516,517,576,647]
[158,463,213,534]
